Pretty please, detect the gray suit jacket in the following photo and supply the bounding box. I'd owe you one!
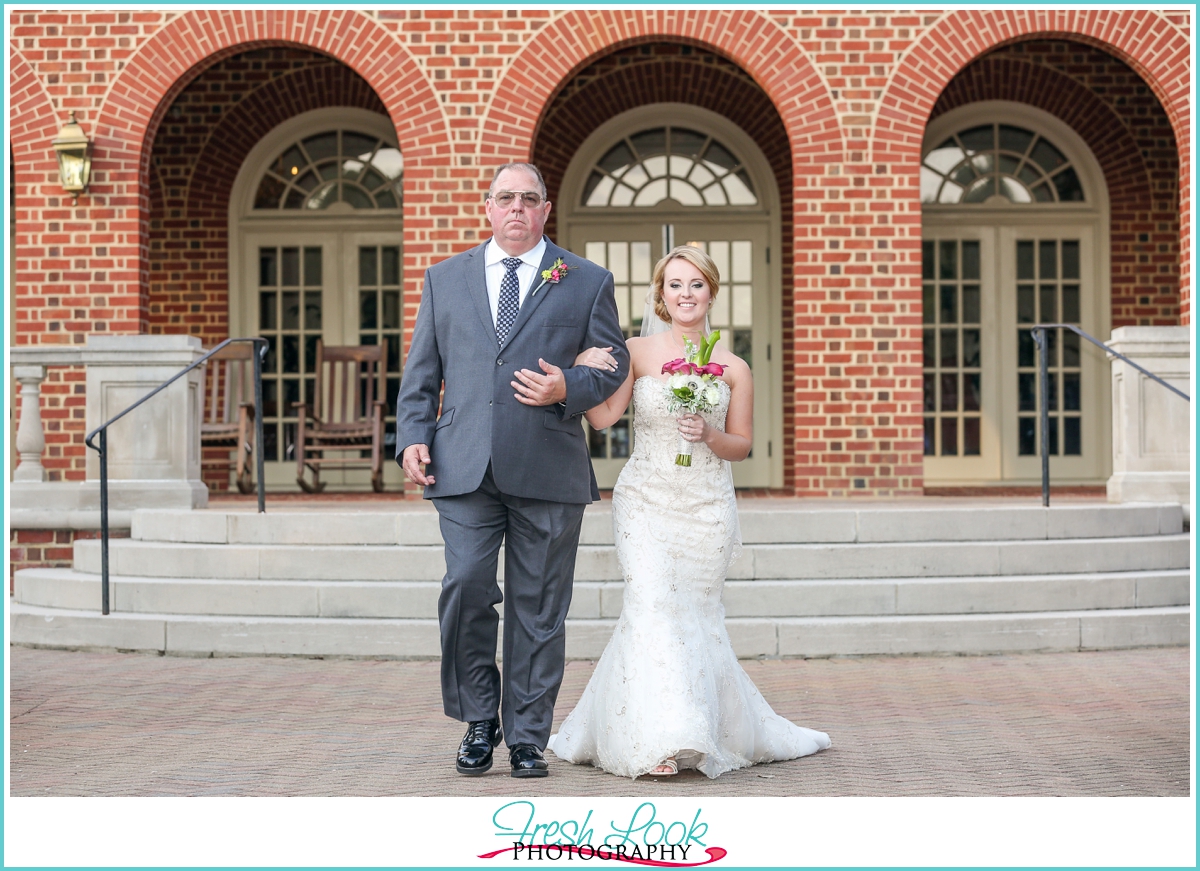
[396,238,630,503]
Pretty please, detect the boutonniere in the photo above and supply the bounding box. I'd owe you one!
[530,258,577,297]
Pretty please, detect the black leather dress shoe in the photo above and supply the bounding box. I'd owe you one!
[456,719,502,775]
[509,743,549,778]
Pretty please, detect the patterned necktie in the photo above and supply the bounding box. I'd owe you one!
[496,256,523,346]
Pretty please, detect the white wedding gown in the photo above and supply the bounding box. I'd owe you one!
[548,376,830,778]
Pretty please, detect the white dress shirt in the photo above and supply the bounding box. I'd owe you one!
[484,236,547,329]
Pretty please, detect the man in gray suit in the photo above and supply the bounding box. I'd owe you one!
[396,163,629,778]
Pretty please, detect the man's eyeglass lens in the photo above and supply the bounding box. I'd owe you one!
[492,191,542,208]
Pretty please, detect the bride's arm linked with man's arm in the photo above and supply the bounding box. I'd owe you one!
[572,338,754,462]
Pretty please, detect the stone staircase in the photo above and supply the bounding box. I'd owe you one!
[10,500,1190,658]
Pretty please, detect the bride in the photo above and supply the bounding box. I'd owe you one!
[546,246,830,779]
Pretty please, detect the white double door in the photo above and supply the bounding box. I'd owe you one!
[240,229,405,490]
[922,220,1110,485]
[566,219,781,488]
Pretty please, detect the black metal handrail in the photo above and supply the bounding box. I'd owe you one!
[1031,323,1189,507]
[85,337,268,614]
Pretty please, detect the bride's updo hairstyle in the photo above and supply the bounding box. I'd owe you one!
[651,245,721,324]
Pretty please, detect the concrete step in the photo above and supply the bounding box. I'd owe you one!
[73,534,1191,581]
[10,601,1189,659]
[129,502,1183,546]
[16,567,1191,620]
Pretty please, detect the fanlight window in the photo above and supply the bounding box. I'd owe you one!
[254,130,403,211]
[583,126,757,208]
[921,124,1084,205]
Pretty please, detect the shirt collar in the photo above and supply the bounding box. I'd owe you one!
[485,236,546,269]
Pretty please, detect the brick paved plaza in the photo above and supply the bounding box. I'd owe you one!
[8,644,1190,797]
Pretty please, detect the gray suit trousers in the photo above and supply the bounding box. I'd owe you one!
[433,465,586,749]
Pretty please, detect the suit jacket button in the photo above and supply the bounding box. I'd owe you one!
[496,358,503,366]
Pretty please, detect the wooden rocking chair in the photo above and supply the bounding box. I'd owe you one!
[294,339,388,493]
[200,342,256,494]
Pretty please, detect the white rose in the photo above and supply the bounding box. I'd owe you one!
[668,374,688,391]
[704,384,720,405]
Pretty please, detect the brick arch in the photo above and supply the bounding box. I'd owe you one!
[88,9,447,331]
[931,49,1181,327]
[874,8,1191,319]
[8,47,59,160]
[481,9,839,165]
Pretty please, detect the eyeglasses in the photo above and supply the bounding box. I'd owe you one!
[488,190,544,208]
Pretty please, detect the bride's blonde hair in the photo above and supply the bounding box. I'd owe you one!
[650,245,721,324]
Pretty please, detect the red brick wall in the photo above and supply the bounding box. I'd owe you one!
[932,40,1181,326]
[9,528,128,592]
[9,9,1191,498]
[531,41,797,487]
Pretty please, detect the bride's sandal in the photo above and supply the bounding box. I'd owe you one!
[650,757,678,776]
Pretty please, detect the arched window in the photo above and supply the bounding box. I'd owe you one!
[253,130,403,211]
[582,126,757,207]
[921,123,1084,205]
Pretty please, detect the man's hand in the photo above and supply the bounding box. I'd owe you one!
[513,358,567,406]
[401,443,435,486]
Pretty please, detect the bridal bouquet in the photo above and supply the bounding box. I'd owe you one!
[661,331,725,467]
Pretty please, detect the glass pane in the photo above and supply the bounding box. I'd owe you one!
[1048,372,1059,411]
[343,132,377,160]
[1048,416,1059,456]
[939,240,957,280]
[359,247,377,286]
[922,328,935,368]
[1046,328,1058,366]
[263,425,278,462]
[631,242,651,285]
[283,377,300,409]
[585,242,606,266]
[284,189,306,209]
[922,241,935,281]
[1039,241,1057,279]
[382,247,400,286]
[304,291,321,330]
[1018,330,1036,367]
[259,292,276,330]
[922,284,935,324]
[1017,241,1034,280]
[1018,417,1036,456]
[959,125,993,153]
[1030,139,1067,173]
[733,285,752,327]
[264,336,278,373]
[282,336,300,374]
[386,341,400,374]
[610,418,631,459]
[1063,331,1081,367]
[962,329,980,368]
[923,373,936,412]
[941,417,957,456]
[281,292,300,330]
[255,175,286,209]
[282,248,300,286]
[1062,285,1080,323]
[964,373,981,411]
[1039,286,1057,323]
[633,178,668,206]
[963,417,981,456]
[704,140,738,171]
[260,249,277,287]
[962,177,995,203]
[733,330,753,367]
[1064,417,1082,456]
[940,328,957,368]
[304,336,319,375]
[961,240,980,280]
[588,425,607,459]
[999,125,1034,155]
[940,373,957,412]
[599,142,635,175]
[940,285,956,324]
[630,129,667,158]
[1018,372,1037,412]
[344,186,373,209]
[360,291,378,330]
[1063,372,1081,411]
[924,417,935,456]
[962,285,980,324]
[302,132,338,161]
[731,241,752,283]
[710,283,730,328]
[383,291,401,330]
[608,243,628,284]
[1061,240,1080,280]
[585,175,614,206]
[304,248,322,286]
[1017,285,1035,323]
[1053,168,1084,202]
[261,380,278,418]
[673,128,708,158]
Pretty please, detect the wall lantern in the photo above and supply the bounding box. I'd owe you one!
[52,111,92,202]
